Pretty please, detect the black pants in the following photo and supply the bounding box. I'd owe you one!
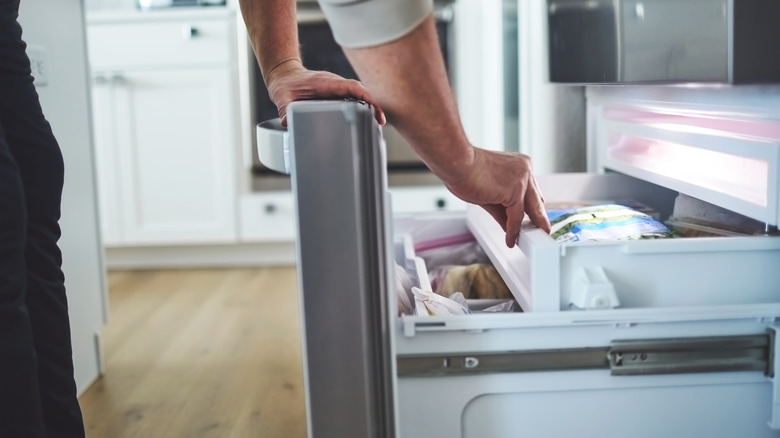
[0,1,85,436]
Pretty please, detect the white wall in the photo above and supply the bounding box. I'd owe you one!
[452,0,505,152]
[517,0,586,174]
[18,0,107,394]
[453,0,586,173]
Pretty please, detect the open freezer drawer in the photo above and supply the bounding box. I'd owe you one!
[466,173,780,312]
[394,207,780,438]
[258,101,780,438]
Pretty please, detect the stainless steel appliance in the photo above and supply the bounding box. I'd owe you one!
[253,1,780,435]
[258,97,780,437]
[548,0,780,84]
[250,1,454,191]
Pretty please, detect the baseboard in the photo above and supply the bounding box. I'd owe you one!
[105,241,297,269]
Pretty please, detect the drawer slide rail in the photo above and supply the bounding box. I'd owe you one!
[397,334,771,378]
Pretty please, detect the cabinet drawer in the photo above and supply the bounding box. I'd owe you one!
[239,192,296,242]
[88,18,231,69]
[390,186,466,213]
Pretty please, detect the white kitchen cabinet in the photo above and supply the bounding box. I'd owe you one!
[239,191,297,242]
[87,10,238,246]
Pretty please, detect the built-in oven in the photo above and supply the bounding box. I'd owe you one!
[251,0,455,191]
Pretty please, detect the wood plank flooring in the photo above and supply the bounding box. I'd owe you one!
[78,268,306,438]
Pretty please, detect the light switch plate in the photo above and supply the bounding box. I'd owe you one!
[26,44,48,87]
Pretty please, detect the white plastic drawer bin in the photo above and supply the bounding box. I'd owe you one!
[469,173,780,312]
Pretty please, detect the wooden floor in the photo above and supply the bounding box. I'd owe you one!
[78,268,307,438]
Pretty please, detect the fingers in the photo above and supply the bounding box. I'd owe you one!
[372,105,387,126]
[483,176,549,248]
[278,103,289,127]
[482,203,520,248]
[482,202,525,248]
[504,200,525,248]
[313,77,386,125]
[481,204,508,232]
[272,70,387,127]
[525,176,551,234]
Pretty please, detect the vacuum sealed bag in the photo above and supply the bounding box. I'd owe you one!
[547,203,676,243]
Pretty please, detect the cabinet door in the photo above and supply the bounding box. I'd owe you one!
[90,74,124,246]
[112,68,237,245]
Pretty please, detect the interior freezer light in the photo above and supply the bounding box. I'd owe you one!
[608,134,769,207]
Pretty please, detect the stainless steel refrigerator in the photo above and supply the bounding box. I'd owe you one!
[258,98,780,438]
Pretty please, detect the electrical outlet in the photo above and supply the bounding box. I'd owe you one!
[26,44,48,87]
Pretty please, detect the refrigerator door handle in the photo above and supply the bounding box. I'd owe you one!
[283,101,397,438]
[256,118,290,175]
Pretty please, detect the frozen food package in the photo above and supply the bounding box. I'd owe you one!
[430,263,513,300]
[415,239,491,272]
[480,299,521,313]
[545,199,662,219]
[394,263,415,316]
[411,287,471,316]
[547,203,676,243]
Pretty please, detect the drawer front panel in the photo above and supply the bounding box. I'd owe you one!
[390,186,466,213]
[239,192,296,242]
[88,19,231,69]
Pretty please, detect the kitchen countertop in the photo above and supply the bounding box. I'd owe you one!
[86,5,233,24]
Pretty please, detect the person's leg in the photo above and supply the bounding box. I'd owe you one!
[0,118,47,438]
[0,1,85,436]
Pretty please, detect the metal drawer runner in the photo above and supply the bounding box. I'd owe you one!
[397,334,772,377]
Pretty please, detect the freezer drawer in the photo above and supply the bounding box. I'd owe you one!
[259,101,780,438]
[394,211,780,438]
[466,173,780,312]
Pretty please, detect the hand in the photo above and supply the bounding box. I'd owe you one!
[265,59,386,127]
[442,147,551,248]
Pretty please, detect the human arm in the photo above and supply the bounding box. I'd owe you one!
[237,0,385,126]
[238,0,550,246]
[342,15,551,246]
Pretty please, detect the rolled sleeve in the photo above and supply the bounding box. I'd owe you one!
[317,0,434,48]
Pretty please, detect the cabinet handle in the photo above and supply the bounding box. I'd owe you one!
[435,198,447,210]
[264,204,277,214]
[182,25,200,39]
[110,74,126,85]
[93,74,126,86]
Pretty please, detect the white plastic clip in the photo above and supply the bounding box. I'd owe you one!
[569,266,620,310]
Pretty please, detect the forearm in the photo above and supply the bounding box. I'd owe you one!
[238,0,301,83]
[343,14,474,185]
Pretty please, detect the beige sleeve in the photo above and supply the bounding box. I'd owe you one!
[317,0,434,48]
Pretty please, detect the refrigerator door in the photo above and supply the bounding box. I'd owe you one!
[259,101,397,438]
